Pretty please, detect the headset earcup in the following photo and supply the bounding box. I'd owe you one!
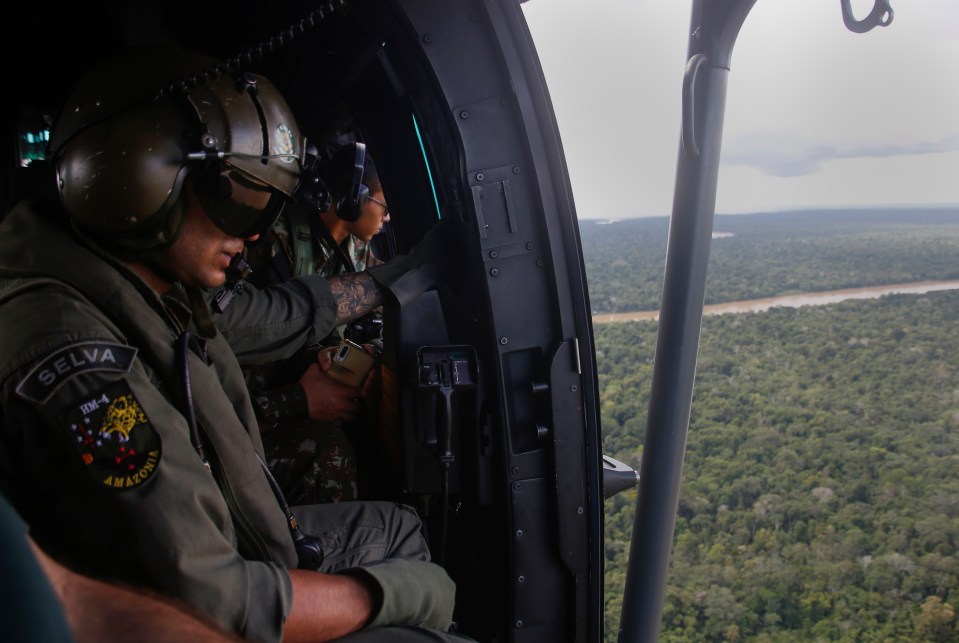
[336,183,369,222]
[356,184,370,213]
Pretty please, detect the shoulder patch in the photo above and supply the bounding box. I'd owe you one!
[16,341,138,403]
[65,381,161,491]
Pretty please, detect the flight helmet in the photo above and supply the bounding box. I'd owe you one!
[50,44,305,250]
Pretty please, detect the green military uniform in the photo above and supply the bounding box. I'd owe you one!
[212,258,340,366]
[244,203,383,286]
[248,377,359,505]
[243,203,384,348]
[0,201,456,642]
[223,204,385,505]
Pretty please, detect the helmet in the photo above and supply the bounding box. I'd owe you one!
[50,44,305,249]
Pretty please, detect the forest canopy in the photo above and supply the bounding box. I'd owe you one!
[581,208,959,313]
[590,208,959,641]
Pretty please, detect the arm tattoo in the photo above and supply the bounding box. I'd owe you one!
[330,272,384,325]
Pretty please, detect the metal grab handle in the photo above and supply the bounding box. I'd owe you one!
[681,54,709,158]
[840,0,894,33]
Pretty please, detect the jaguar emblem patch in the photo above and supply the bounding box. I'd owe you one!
[66,381,161,490]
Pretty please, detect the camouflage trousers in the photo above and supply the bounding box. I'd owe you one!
[261,420,358,505]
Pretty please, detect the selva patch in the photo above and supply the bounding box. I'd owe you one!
[16,341,137,403]
[65,381,161,490]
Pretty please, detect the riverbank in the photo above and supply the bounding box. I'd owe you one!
[591,280,959,325]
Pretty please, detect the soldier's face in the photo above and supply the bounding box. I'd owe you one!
[157,182,260,289]
[350,188,389,242]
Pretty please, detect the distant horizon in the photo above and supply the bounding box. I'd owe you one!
[577,202,959,221]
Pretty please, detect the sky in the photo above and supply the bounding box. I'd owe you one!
[521,0,959,218]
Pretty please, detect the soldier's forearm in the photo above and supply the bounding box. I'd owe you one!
[330,272,384,326]
[284,570,375,642]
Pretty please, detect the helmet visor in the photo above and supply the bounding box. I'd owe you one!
[202,169,290,238]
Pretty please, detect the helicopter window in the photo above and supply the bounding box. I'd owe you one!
[18,128,49,167]
[15,108,52,167]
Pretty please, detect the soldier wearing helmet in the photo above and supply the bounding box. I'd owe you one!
[0,45,463,642]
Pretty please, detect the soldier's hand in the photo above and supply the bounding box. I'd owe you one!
[299,362,361,423]
[316,346,336,373]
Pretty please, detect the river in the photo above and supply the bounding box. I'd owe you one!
[591,280,959,325]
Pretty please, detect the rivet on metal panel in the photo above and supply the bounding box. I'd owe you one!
[512,166,521,174]
[500,337,509,345]
[460,110,469,119]
[423,34,433,44]
[490,268,499,277]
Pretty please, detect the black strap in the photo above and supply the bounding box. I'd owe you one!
[176,331,210,471]
[287,205,316,278]
[278,205,357,278]
[256,454,325,570]
[311,217,356,274]
[177,330,322,566]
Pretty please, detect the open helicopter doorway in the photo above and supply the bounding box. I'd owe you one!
[4,0,610,641]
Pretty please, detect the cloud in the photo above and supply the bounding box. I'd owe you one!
[722,132,959,178]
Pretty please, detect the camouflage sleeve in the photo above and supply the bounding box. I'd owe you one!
[250,383,309,429]
[350,236,383,272]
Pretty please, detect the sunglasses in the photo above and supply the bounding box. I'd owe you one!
[368,196,389,218]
